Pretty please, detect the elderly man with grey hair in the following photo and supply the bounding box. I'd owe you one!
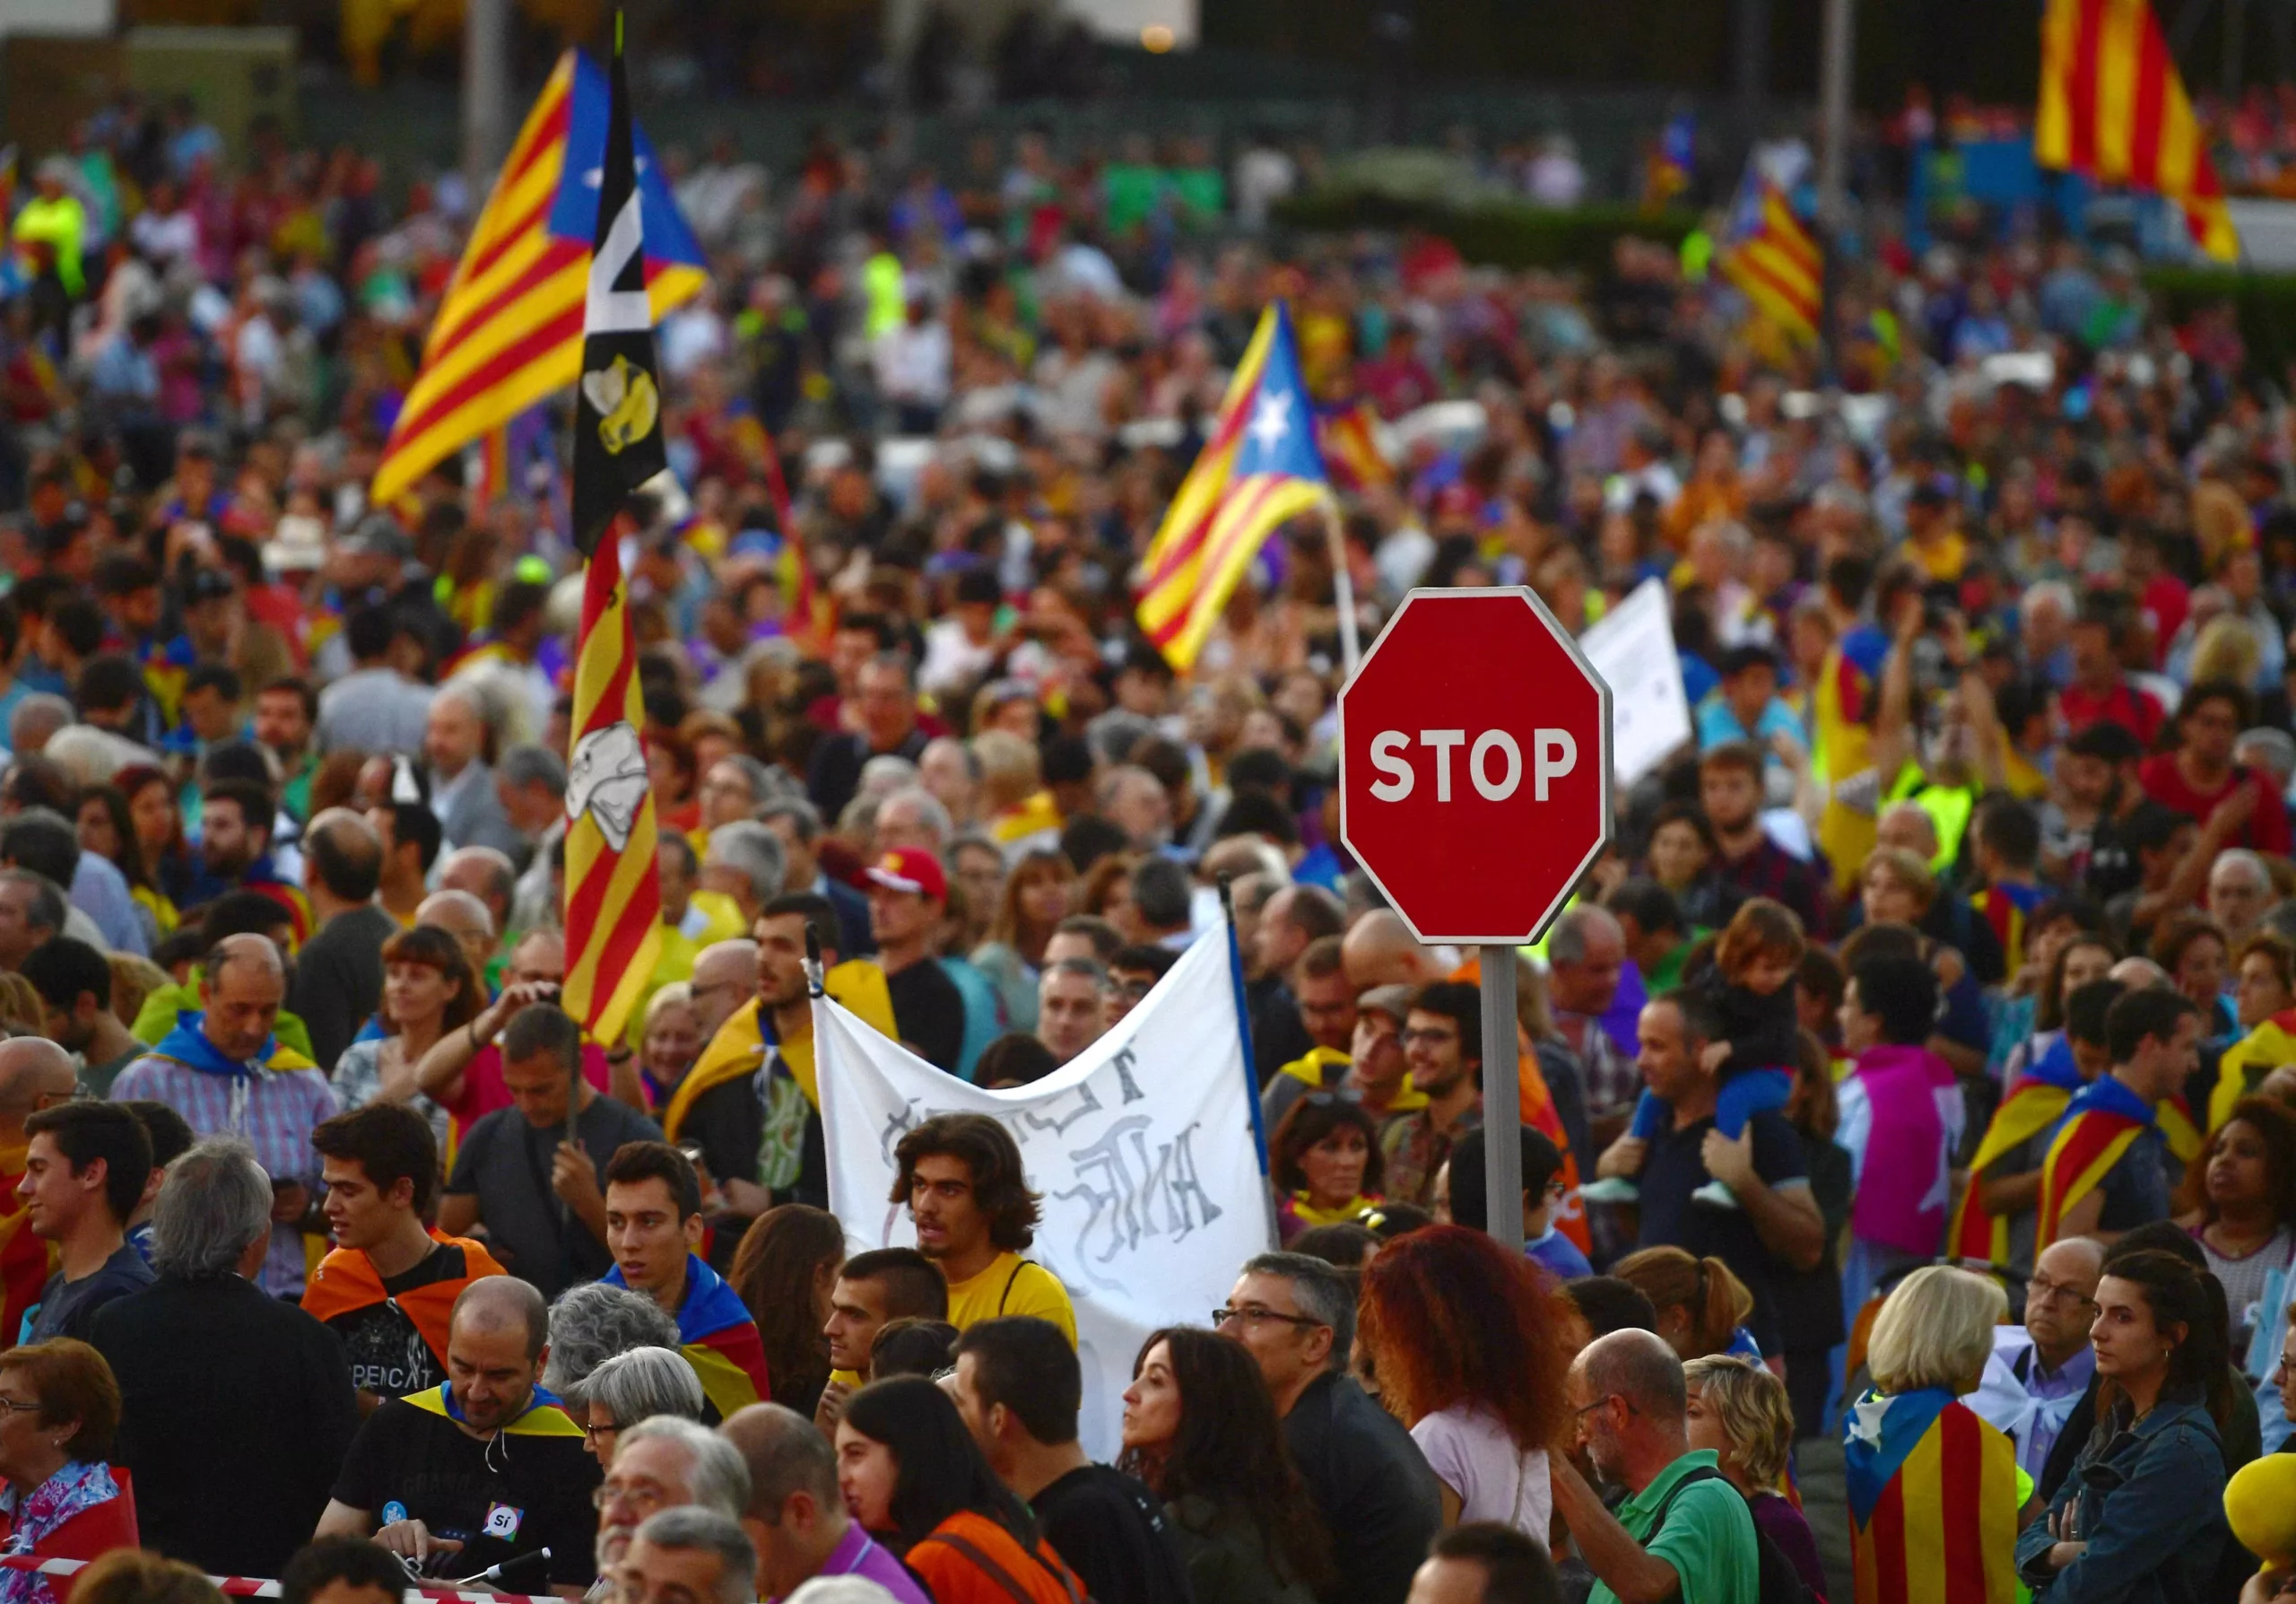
[2210,848,2276,946]
[701,820,788,928]
[1545,904,1637,1139]
[874,785,952,854]
[494,745,569,936]
[616,1506,757,1604]
[426,684,525,859]
[596,1416,751,1591]
[114,934,338,1295]
[91,1138,360,1579]
[7,693,74,756]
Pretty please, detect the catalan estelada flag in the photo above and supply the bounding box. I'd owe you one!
[1970,881,2048,983]
[2207,1009,2296,1132]
[369,48,706,508]
[1949,1038,2083,1262]
[1718,171,1822,344]
[1135,302,1332,672]
[606,1252,770,1417]
[2034,1072,2154,1247]
[2035,0,2239,261]
[1844,1388,2020,1604]
[561,15,665,1047]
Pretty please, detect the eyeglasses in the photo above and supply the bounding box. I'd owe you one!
[1572,1394,1637,1422]
[2026,1275,2098,1311]
[0,1399,39,1416]
[1400,1028,1456,1047]
[1212,1305,1326,1331]
[592,1479,670,1514]
[583,1420,621,1442]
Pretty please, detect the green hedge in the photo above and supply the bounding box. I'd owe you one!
[2142,268,2296,380]
[1275,190,1699,274]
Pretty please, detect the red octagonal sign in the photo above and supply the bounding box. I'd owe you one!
[1340,587,1613,946]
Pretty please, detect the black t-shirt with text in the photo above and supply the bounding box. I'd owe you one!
[330,1394,600,1586]
[324,1243,472,1400]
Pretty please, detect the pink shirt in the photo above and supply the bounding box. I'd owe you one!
[446,1042,613,1142]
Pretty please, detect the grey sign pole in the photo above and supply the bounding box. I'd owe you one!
[1480,946,1522,1254]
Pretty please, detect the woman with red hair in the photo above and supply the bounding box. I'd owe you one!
[1358,1225,1568,1537]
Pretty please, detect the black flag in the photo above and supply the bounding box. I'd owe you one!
[570,11,666,558]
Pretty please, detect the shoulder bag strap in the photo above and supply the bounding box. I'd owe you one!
[931,1529,1079,1604]
[998,1258,1029,1314]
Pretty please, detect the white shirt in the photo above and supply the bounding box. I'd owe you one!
[1410,1405,1552,1538]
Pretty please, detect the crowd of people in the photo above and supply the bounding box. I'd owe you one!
[0,52,2293,1604]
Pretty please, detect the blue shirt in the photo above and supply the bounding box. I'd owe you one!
[1526,1226,1592,1280]
[1696,693,1806,755]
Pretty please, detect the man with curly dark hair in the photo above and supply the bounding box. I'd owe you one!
[890,1112,1074,1344]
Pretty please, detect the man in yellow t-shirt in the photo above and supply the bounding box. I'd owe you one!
[893,1112,1076,1345]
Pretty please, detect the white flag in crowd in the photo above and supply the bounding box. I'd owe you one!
[816,929,1274,1456]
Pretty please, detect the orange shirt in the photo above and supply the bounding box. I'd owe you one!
[907,1512,1083,1604]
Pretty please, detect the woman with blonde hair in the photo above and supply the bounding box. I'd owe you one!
[1613,1246,1759,1362]
[1844,1266,2021,1604]
[2189,613,2262,693]
[1684,1356,1827,1600]
[1859,847,1937,931]
[970,847,1074,1033]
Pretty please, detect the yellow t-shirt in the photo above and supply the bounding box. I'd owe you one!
[946,1251,1075,1345]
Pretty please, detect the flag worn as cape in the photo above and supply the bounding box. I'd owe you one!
[404,1382,584,1438]
[146,1014,317,1076]
[2209,1007,2296,1133]
[604,1252,769,1418]
[1949,1042,2082,1262]
[1844,1387,2020,1604]
[301,1233,509,1369]
[2035,1074,2155,1248]
[662,962,899,1139]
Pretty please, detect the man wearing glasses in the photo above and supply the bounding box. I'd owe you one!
[1380,982,1486,1208]
[1217,1251,1440,1604]
[1970,1238,2104,1484]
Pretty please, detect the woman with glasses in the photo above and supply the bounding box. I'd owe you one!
[1359,1226,1563,1539]
[836,1373,1087,1604]
[1118,1328,1327,1604]
[970,848,1074,1033]
[2176,1095,2296,1353]
[1845,1266,2022,1604]
[1268,1095,1385,1243]
[0,1339,137,1602]
[575,1347,705,1468]
[2018,1251,2234,1604]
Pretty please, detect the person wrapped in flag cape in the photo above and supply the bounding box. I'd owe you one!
[2033,989,2203,1250]
[317,1277,600,1590]
[664,895,899,1219]
[303,1103,509,1404]
[2206,1000,2296,1135]
[1845,1266,2023,1604]
[597,1142,770,1418]
[1952,1025,2090,1266]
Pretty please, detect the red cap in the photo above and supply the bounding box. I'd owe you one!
[864,846,948,902]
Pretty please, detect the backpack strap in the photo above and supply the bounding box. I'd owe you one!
[998,1258,1031,1314]
[1643,1466,1724,1545]
[931,1528,1080,1604]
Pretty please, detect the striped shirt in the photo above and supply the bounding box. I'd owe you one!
[111,1053,339,1296]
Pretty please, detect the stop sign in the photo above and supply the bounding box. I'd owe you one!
[1339,587,1613,945]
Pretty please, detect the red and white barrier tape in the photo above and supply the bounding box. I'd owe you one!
[0,1552,561,1603]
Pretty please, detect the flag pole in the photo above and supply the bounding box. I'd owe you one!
[1324,501,1361,680]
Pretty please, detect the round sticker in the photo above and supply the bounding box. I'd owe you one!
[380,1502,407,1526]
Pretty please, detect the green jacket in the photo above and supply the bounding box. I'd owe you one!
[130,970,317,1063]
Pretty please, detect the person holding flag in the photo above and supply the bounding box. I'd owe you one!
[561,7,669,1055]
[1135,301,1335,674]
[2036,988,2204,1250]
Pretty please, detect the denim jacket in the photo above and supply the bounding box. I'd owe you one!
[2014,1385,2229,1604]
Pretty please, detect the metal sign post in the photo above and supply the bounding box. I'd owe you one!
[1479,946,1523,1253]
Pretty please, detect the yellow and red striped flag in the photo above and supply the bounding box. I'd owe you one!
[560,18,664,1046]
[1718,174,1822,344]
[370,49,707,509]
[2036,0,2238,261]
[1135,302,1331,672]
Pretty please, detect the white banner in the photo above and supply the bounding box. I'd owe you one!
[1580,578,1692,786]
[815,930,1274,1456]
